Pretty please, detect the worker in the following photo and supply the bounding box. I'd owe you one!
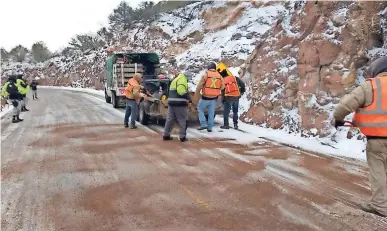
[334,57,387,217]
[220,73,246,129]
[163,71,193,142]
[15,74,29,112]
[30,79,38,100]
[195,62,225,132]
[124,73,145,129]
[1,75,23,123]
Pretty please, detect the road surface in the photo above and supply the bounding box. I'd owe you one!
[1,89,386,231]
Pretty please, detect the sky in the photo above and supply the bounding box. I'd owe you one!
[0,0,159,52]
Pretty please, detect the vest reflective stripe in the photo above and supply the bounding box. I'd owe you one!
[224,75,240,97]
[353,75,387,137]
[168,75,188,102]
[125,78,139,99]
[202,70,222,98]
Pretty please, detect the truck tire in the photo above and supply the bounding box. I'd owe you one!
[138,102,149,125]
[105,90,111,103]
[112,92,118,108]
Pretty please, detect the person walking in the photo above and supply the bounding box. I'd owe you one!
[1,75,23,123]
[220,73,245,129]
[124,73,145,129]
[334,57,387,217]
[163,72,192,142]
[195,62,224,132]
[30,79,38,99]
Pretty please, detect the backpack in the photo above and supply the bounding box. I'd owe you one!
[7,82,20,98]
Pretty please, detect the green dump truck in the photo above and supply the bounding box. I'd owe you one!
[104,52,223,125]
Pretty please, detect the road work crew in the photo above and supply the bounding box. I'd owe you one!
[334,56,387,217]
[1,75,24,123]
[30,79,38,100]
[15,74,29,112]
[124,73,145,129]
[220,72,245,130]
[195,62,225,132]
[163,71,193,142]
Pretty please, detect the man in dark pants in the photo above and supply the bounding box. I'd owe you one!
[30,79,38,99]
[1,76,23,123]
[220,74,245,129]
[163,72,192,142]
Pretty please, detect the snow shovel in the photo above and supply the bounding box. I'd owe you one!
[318,120,354,149]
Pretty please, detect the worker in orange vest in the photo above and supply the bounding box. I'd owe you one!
[124,73,145,129]
[334,56,387,217]
[220,73,245,130]
[195,62,225,132]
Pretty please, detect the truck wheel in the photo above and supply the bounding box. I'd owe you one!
[139,102,149,125]
[105,90,111,103]
[112,92,118,108]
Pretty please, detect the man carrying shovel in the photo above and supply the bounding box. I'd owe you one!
[334,57,387,217]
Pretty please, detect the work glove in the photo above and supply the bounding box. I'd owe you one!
[334,120,345,129]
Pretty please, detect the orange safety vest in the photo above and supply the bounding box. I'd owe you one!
[352,74,387,137]
[125,78,140,103]
[202,70,222,98]
[224,75,240,97]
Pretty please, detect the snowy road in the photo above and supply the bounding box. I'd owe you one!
[1,89,386,231]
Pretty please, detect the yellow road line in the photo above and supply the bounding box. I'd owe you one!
[180,185,210,210]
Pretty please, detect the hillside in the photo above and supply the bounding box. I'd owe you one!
[1,0,387,138]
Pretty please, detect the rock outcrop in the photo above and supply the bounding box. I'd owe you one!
[1,0,386,137]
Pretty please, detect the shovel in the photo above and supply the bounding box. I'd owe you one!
[319,121,354,149]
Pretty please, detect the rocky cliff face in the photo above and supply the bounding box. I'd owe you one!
[2,0,386,137]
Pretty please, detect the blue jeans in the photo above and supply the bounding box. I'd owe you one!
[124,99,138,126]
[224,100,239,126]
[198,99,216,129]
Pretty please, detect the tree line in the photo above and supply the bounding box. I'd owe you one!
[0,0,195,63]
[1,42,52,63]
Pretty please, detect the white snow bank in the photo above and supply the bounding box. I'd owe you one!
[39,86,105,97]
[0,105,14,118]
[232,119,366,161]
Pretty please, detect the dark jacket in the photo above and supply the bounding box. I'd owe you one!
[5,80,22,100]
[222,76,246,102]
[30,82,38,90]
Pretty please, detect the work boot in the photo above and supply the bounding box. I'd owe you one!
[130,124,137,129]
[124,123,129,128]
[361,203,386,217]
[163,136,173,141]
[220,125,230,129]
[12,116,19,123]
[16,115,23,122]
[179,137,187,142]
[234,122,238,129]
[197,127,207,131]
